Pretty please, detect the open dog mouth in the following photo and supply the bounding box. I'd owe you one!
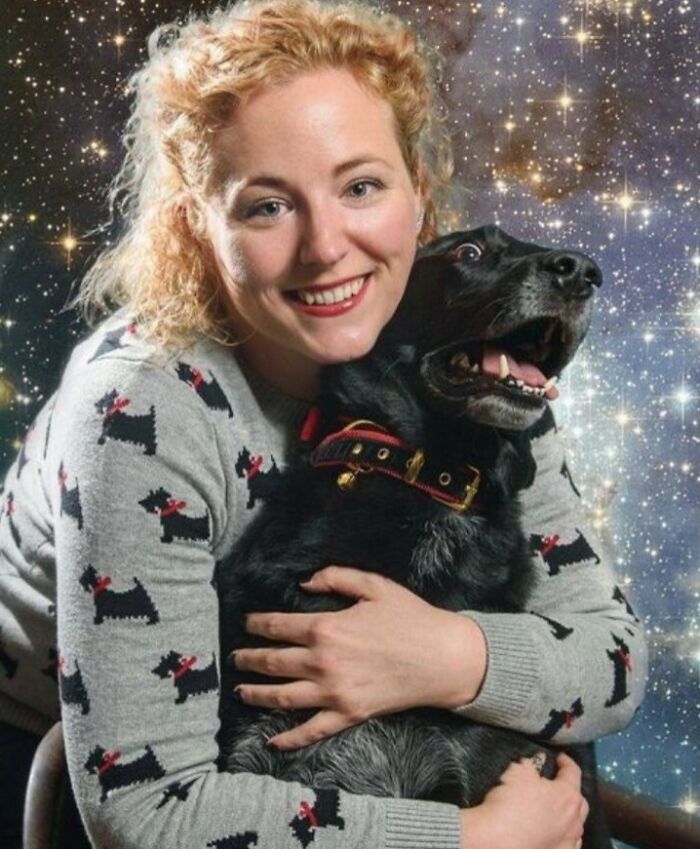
[428,316,573,407]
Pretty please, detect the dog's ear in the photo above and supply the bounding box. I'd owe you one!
[493,433,537,496]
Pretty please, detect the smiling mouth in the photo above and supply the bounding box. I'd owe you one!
[430,316,572,405]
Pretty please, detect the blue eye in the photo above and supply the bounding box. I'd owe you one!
[348,179,381,198]
[246,200,285,220]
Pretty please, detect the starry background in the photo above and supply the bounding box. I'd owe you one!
[1,0,698,841]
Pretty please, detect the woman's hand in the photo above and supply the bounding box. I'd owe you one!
[230,565,487,749]
[460,753,589,849]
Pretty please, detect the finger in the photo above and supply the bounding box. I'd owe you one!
[232,645,311,679]
[267,709,357,751]
[299,565,386,600]
[244,611,321,645]
[234,679,324,712]
[554,752,582,788]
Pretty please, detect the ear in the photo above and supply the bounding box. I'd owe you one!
[511,432,537,491]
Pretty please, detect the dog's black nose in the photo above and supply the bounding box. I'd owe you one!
[540,251,603,300]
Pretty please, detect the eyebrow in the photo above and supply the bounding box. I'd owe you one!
[226,156,393,203]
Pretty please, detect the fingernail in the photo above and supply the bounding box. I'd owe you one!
[233,687,244,701]
[228,651,237,668]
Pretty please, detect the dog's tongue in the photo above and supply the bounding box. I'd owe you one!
[482,344,559,399]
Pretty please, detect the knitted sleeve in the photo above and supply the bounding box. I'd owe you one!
[53,358,462,849]
[449,410,648,745]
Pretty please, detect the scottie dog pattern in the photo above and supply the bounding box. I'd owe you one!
[531,612,574,640]
[155,778,198,809]
[605,633,632,707]
[88,322,139,363]
[559,460,581,498]
[612,585,639,622]
[58,461,83,530]
[95,389,157,455]
[176,362,233,418]
[207,832,259,849]
[79,565,160,625]
[85,744,165,803]
[290,788,346,848]
[235,447,282,509]
[139,488,210,544]
[58,656,91,715]
[151,651,219,704]
[538,697,584,739]
[529,528,600,576]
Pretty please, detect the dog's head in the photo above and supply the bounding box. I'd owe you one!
[378,224,601,431]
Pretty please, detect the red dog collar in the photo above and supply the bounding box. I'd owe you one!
[301,409,482,514]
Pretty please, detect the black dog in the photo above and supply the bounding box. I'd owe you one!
[84,744,165,803]
[216,225,609,846]
[138,487,210,544]
[151,650,219,704]
[95,388,157,455]
[78,564,160,625]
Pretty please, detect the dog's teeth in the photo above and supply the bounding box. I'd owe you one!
[499,354,509,380]
[543,376,558,391]
[516,379,524,388]
[450,352,471,372]
[470,364,480,373]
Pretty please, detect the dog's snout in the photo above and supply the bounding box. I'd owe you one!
[540,251,602,300]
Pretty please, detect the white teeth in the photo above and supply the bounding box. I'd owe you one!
[499,354,510,380]
[297,275,366,306]
[543,376,558,391]
[471,363,480,373]
[516,379,524,388]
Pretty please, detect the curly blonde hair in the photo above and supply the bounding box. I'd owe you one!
[69,0,464,349]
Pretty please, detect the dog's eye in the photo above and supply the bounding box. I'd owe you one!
[450,243,483,262]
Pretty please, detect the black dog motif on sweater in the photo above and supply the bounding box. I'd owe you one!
[605,633,631,707]
[206,832,259,849]
[235,448,281,509]
[88,322,138,363]
[529,528,601,576]
[58,655,91,715]
[176,362,234,418]
[152,650,219,704]
[85,744,165,803]
[139,487,210,544]
[58,461,83,530]
[79,564,160,625]
[538,697,585,739]
[530,611,574,640]
[289,788,346,848]
[155,778,198,809]
[95,389,157,455]
[612,585,640,622]
[216,226,609,848]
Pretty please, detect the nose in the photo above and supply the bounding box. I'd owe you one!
[298,203,350,268]
[540,251,603,300]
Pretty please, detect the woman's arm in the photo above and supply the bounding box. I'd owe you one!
[447,408,648,743]
[51,355,463,849]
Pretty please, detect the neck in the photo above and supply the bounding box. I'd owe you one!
[239,335,321,402]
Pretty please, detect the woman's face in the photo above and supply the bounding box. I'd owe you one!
[200,67,423,397]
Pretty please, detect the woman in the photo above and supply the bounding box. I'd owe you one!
[0,1,646,848]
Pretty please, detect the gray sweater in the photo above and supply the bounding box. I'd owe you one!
[0,306,647,849]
